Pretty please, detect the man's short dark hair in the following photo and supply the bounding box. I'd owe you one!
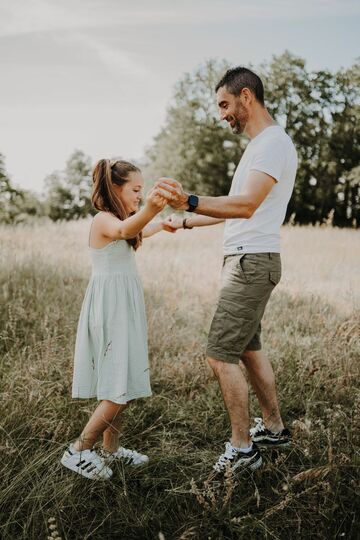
[215,67,265,106]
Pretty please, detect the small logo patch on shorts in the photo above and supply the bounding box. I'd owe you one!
[236,246,243,251]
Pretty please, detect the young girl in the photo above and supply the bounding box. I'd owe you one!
[61,159,172,480]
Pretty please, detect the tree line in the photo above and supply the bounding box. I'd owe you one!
[1,52,359,227]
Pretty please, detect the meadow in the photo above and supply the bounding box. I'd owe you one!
[0,221,359,539]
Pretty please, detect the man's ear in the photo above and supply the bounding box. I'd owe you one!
[241,87,253,105]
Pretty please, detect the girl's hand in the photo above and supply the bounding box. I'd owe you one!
[145,186,169,213]
[162,214,178,233]
[163,213,184,231]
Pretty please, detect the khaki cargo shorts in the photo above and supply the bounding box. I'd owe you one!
[206,253,281,364]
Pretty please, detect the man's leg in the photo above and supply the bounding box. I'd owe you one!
[241,349,284,432]
[205,253,282,468]
[208,356,251,448]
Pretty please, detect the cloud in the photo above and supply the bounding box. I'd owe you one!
[1,0,359,39]
[70,33,151,81]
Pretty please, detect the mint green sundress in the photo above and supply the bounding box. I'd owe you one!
[71,239,152,404]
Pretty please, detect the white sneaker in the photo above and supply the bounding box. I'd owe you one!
[102,446,149,466]
[60,444,113,480]
[213,441,262,473]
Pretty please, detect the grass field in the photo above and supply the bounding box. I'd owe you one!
[0,220,359,539]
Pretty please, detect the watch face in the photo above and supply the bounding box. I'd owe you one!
[188,195,199,208]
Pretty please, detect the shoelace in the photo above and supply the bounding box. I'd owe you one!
[118,447,143,461]
[250,417,265,437]
[215,442,239,468]
[86,450,107,469]
[101,447,146,464]
[119,448,135,457]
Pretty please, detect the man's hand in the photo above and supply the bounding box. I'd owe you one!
[157,178,190,210]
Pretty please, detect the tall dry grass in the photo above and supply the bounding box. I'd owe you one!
[0,220,359,539]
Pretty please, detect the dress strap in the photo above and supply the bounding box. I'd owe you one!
[88,217,95,248]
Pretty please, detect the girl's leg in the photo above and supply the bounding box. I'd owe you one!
[73,400,127,452]
[102,402,129,453]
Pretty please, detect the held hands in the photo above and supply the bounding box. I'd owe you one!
[145,185,170,213]
[157,178,189,210]
[162,215,177,233]
[145,178,189,235]
[162,214,184,232]
[145,177,186,213]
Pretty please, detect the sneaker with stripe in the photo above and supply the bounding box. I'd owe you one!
[250,417,291,448]
[60,444,113,480]
[213,441,262,474]
[101,446,149,466]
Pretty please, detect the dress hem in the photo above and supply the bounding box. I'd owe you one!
[71,390,152,404]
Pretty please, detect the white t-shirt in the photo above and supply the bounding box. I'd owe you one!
[223,125,297,254]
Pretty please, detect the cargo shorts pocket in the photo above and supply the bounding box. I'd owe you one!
[269,271,281,286]
[208,306,255,352]
[238,255,257,284]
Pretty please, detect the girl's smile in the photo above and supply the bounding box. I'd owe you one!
[114,171,144,214]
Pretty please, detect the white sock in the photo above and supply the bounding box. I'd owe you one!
[239,443,253,454]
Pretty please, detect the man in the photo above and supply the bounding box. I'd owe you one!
[159,67,297,474]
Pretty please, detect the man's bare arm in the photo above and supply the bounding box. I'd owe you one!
[184,215,224,227]
[159,170,276,219]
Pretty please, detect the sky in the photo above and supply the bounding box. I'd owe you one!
[1,0,359,193]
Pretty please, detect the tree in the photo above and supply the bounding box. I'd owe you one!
[335,165,360,227]
[0,153,21,223]
[144,59,245,196]
[145,54,360,227]
[329,61,360,226]
[44,150,94,221]
[0,154,45,223]
[261,52,360,226]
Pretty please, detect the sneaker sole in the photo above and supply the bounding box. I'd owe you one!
[106,457,149,467]
[254,441,291,449]
[232,454,262,473]
[60,456,113,480]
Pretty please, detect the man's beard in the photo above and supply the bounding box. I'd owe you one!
[231,104,248,134]
[232,120,243,134]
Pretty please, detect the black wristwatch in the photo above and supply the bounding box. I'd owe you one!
[187,194,199,212]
